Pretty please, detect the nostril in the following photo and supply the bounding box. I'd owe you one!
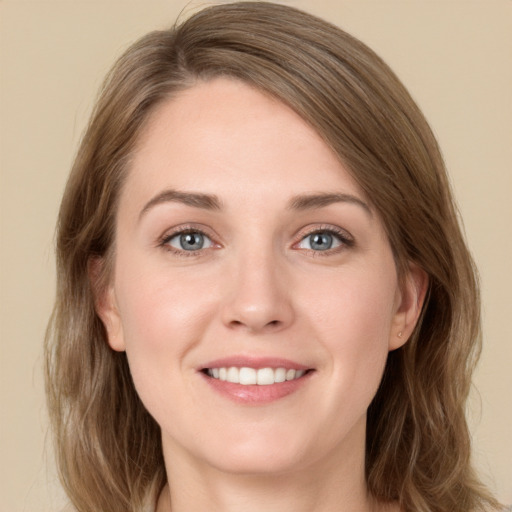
[227,318,282,332]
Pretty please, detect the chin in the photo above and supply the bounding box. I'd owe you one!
[206,448,307,476]
[196,426,324,476]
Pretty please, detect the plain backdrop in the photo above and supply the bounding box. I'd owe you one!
[1,1,511,510]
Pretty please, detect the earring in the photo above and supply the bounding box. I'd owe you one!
[397,331,403,338]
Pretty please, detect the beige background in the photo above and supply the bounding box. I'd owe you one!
[1,1,511,510]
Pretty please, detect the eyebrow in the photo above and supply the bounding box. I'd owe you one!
[139,189,222,220]
[287,192,372,216]
[139,189,371,220]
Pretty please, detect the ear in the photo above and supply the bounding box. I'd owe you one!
[389,262,429,351]
[88,257,125,352]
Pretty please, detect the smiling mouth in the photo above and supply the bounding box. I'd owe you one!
[202,367,312,385]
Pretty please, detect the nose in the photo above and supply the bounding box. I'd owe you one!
[220,249,294,334]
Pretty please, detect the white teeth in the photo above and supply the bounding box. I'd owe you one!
[206,366,308,385]
[256,367,274,385]
[239,367,257,385]
[226,367,239,383]
[274,367,286,383]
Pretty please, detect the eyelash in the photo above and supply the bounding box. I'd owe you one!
[158,225,354,257]
[293,225,355,256]
[158,225,217,257]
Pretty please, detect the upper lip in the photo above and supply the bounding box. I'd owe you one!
[200,355,312,371]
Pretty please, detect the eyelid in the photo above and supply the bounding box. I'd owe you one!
[158,224,221,256]
[292,224,355,253]
[157,223,354,257]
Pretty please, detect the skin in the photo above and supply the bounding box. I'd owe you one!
[97,78,426,512]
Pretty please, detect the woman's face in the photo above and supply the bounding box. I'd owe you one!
[99,78,423,476]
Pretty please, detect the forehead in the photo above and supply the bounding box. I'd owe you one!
[124,77,367,210]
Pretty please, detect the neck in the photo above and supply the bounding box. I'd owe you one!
[160,467,370,512]
[157,418,386,512]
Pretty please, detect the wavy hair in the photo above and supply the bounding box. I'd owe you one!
[45,2,500,511]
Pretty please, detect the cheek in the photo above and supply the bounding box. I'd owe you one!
[115,258,213,349]
[309,264,397,344]
[112,256,218,397]
[307,265,397,397]
[113,261,219,422]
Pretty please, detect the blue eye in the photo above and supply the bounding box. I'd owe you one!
[298,230,347,251]
[167,231,213,251]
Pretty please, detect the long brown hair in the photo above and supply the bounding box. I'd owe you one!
[45,2,500,511]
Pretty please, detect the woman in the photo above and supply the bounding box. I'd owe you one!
[45,2,503,511]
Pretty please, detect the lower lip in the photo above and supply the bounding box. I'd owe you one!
[200,371,313,405]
